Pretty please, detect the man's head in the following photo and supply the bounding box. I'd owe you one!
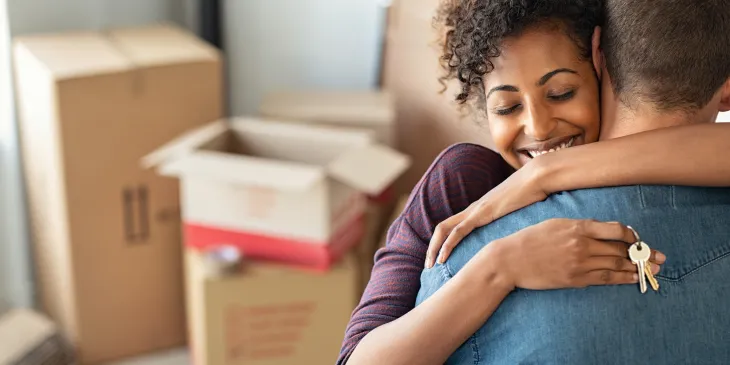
[594,0,730,137]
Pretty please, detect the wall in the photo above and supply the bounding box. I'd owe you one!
[382,0,495,192]
[222,0,387,115]
[7,0,182,35]
[1,0,191,310]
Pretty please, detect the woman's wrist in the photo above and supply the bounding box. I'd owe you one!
[473,240,517,293]
[530,152,565,195]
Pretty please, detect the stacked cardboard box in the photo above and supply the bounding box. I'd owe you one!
[13,24,223,363]
[144,118,410,271]
[142,114,408,364]
[185,249,359,365]
[258,90,405,292]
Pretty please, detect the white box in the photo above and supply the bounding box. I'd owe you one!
[144,118,410,269]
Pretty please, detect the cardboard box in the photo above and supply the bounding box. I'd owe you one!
[383,0,496,193]
[13,24,223,363]
[0,309,75,365]
[143,118,411,270]
[259,90,396,147]
[185,249,358,365]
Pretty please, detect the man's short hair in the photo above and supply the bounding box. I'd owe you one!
[602,0,730,111]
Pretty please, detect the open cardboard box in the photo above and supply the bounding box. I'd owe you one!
[144,118,411,270]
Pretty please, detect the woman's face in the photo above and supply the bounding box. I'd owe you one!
[484,27,601,169]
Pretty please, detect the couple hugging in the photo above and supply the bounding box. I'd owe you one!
[340,0,730,364]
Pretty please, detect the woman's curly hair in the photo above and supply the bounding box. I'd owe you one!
[436,0,603,110]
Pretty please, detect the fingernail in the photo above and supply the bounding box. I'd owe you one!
[632,273,639,282]
[656,252,666,263]
[653,264,661,274]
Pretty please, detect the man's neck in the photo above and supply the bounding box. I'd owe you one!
[599,104,692,140]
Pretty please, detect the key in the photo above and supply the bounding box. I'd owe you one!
[629,242,651,293]
[644,261,660,292]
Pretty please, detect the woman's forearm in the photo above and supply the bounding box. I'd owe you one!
[347,245,512,365]
[538,123,730,194]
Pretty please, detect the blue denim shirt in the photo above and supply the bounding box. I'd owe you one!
[416,186,730,364]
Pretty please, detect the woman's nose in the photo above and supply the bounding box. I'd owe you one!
[521,101,556,141]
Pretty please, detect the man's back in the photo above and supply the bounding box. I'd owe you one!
[416,185,730,364]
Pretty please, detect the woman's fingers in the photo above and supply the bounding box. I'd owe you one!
[436,202,497,264]
[427,212,467,268]
[581,270,638,286]
[584,256,636,272]
[649,249,667,264]
[579,220,636,243]
[581,221,667,264]
[437,221,474,264]
[583,256,662,273]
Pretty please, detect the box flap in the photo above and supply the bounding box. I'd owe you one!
[159,150,325,191]
[142,120,229,170]
[259,91,394,126]
[107,24,220,67]
[13,32,134,80]
[328,145,411,195]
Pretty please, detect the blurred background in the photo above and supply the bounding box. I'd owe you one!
[1,1,729,364]
[0,0,495,364]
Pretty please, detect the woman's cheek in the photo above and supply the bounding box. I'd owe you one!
[488,117,522,166]
[487,117,512,152]
[563,97,601,143]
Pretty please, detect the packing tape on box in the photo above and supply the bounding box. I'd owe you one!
[202,246,243,278]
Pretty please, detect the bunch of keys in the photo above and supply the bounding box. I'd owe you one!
[627,226,660,293]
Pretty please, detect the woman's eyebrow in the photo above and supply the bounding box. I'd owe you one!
[486,85,519,100]
[537,68,578,86]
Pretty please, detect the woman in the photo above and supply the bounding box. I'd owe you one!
[339,0,728,364]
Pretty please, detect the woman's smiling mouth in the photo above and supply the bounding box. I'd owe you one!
[518,135,578,159]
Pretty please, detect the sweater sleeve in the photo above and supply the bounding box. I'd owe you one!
[336,143,514,364]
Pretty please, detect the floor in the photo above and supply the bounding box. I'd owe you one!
[106,348,190,365]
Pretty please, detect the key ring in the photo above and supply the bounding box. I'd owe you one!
[627,225,642,249]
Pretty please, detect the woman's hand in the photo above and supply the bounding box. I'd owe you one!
[486,219,666,290]
[426,160,549,268]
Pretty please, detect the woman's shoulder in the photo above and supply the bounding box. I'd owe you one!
[432,143,511,172]
[400,143,513,234]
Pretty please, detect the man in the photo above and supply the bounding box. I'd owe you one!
[416,0,730,363]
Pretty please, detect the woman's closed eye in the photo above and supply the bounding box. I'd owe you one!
[547,89,576,101]
[493,104,521,116]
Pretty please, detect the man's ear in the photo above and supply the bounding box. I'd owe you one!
[591,26,603,78]
[719,78,730,112]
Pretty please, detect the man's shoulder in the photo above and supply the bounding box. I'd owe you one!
[549,185,730,211]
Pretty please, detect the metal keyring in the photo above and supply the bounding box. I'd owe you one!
[627,225,642,249]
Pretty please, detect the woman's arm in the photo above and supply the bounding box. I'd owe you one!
[428,123,730,266]
[350,218,658,365]
[348,245,512,365]
[337,144,514,364]
[538,123,730,192]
